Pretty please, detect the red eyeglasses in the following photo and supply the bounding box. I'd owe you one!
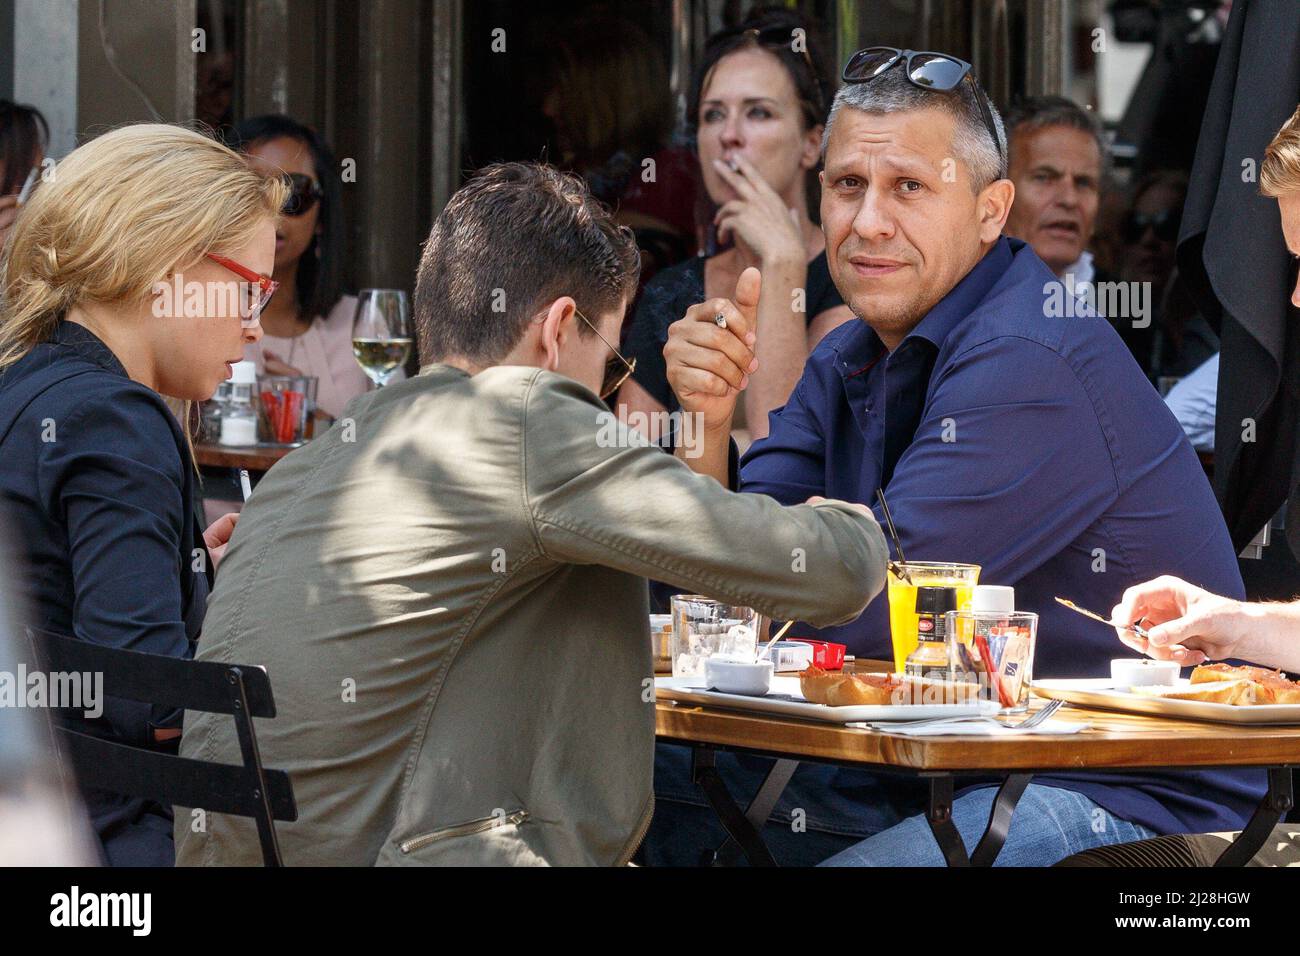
[206,253,278,325]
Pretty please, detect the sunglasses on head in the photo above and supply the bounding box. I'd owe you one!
[1122,209,1181,244]
[715,24,815,69]
[711,25,822,111]
[841,47,1002,159]
[281,172,324,218]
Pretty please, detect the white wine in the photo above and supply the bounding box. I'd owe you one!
[352,337,412,385]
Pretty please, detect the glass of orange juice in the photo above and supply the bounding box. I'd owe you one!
[886,562,981,673]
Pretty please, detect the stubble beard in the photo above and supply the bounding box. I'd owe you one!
[845,288,933,346]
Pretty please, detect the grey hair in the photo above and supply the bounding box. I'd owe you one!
[1002,95,1109,175]
[821,67,1007,191]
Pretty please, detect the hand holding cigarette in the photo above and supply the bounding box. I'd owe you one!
[203,512,241,570]
[664,266,761,433]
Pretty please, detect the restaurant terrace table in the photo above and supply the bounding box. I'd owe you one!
[194,442,297,473]
[655,659,1300,867]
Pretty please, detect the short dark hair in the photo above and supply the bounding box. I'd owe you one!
[414,162,639,366]
[224,114,344,322]
[1004,95,1108,172]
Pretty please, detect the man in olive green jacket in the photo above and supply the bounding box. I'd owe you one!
[176,163,888,866]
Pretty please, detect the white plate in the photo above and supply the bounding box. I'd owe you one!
[1032,678,1300,725]
[655,675,1002,725]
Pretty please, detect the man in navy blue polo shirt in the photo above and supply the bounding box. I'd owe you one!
[643,53,1263,866]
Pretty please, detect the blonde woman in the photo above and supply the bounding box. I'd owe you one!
[0,124,284,865]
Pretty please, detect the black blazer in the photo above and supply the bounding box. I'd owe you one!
[0,320,211,864]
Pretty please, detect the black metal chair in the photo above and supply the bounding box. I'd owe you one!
[24,626,297,866]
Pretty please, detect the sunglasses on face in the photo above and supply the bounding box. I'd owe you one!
[577,308,637,400]
[841,47,1002,160]
[1122,209,1181,244]
[281,172,324,218]
[532,305,637,400]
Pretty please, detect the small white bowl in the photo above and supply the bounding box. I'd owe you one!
[705,655,773,696]
[1111,658,1179,687]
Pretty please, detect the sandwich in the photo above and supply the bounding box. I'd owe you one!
[1190,663,1282,685]
[1192,664,1300,704]
[798,666,982,706]
[1128,679,1256,705]
[799,666,899,706]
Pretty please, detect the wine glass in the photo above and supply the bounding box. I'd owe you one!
[351,289,412,387]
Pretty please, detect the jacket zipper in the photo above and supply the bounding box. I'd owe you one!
[399,809,529,854]
[615,794,654,867]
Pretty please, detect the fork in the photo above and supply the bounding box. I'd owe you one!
[881,698,1066,731]
[1013,698,1064,729]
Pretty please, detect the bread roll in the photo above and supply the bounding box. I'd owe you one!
[826,673,898,707]
[896,676,983,705]
[799,666,897,706]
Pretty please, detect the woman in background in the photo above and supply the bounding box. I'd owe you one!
[0,123,284,865]
[0,99,49,249]
[542,10,697,287]
[227,114,368,421]
[616,7,853,445]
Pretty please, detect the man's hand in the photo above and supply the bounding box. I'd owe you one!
[664,266,761,433]
[203,512,240,569]
[1110,575,1248,666]
[805,495,876,522]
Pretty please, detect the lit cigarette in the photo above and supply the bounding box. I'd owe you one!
[239,469,253,502]
[16,167,38,205]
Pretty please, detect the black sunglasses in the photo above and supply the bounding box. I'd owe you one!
[842,47,1002,162]
[1122,209,1181,244]
[281,172,324,218]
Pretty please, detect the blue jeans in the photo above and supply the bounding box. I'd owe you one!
[822,784,1158,866]
[643,743,1156,867]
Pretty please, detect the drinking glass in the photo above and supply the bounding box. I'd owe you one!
[945,610,1038,713]
[257,375,318,445]
[670,596,759,680]
[352,289,412,387]
[886,562,980,673]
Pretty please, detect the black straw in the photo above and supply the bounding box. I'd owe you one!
[876,488,911,582]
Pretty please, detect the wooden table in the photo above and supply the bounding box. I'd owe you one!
[195,442,297,473]
[655,661,1300,867]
